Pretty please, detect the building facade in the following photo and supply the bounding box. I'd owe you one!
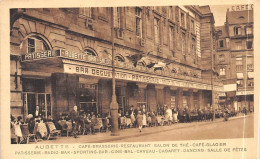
[10,6,222,120]
[215,5,254,112]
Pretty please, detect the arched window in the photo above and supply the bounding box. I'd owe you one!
[25,36,50,53]
[115,55,125,62]
[84,48,97,56]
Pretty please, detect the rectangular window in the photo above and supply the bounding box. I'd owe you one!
[79,7,92,17]
[219,54,225,62]
[181,12,185,27]
[191,38,196,56]
[246,26,253,35]
[191,20,195,33]
[246,41,253,49]
[168,6,173,20]
[236,58,243,72]
[247,57,253,71]
[237,79,244,88]
[225,38,230,48]
[235,41,242,50]
[113,7,121,28]
[181,33,185,55]
[220,67,225,76]
[169,26,174,48]
[234,26,241,35]
[219,40,224,48]
[136,7,142,37]
[27,38,35,53]
[154,17,160,44]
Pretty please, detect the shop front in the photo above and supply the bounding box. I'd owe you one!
[18,49,223,119]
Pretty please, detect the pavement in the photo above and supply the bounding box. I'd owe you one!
[36,113,252,144]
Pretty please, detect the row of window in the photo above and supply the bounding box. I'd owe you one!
[25,36,198,77]
[79,7,197,52]
[218,39,253,50]
[233,26,253,36]
[217,26,253,37]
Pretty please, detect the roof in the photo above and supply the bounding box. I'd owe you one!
[215,25,229,38]
[199,5,211,14]
[226,10,253,25]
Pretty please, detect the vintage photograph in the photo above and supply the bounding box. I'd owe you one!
[9,4,254,145]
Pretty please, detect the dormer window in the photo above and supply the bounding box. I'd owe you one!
[234,26,241,36]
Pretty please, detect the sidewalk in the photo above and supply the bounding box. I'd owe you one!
[37,114,250,144]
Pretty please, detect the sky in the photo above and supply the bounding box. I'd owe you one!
[210,5,232,26]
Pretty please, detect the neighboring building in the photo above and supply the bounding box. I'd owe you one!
[10,6,222,120]
[215,5,254,112]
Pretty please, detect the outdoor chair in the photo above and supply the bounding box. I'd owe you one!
[20,124,37,144]
[46,122,61,140]
[93,118,103,132]
[101,118,111,132]
[58,120,73,137]
[119,117,127,129]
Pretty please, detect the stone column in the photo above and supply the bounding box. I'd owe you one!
[164,87,171,108]
[147,84,157,112]
[155,85,164,107]
[198,90,204,109]
[136,83,147,109]
[51,73,79,120]
[176,88,183,110]
[188,89,194,110]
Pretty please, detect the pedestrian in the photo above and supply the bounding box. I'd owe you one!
[136,111,143,132]
[70,105,80,138]
[130,111,135,127]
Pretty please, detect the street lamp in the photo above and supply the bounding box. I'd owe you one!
[110,7,119,136]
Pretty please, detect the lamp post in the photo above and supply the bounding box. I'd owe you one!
[110,7,119,136]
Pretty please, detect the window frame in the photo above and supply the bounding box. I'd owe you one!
[135,7,143,37]
[154,17,160,44]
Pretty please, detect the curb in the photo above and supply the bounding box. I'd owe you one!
[90,114,251,143]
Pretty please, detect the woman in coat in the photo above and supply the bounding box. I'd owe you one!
[136,111,143,132]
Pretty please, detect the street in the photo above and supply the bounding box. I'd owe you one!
[113,114,254,142]
[38,114,254,144]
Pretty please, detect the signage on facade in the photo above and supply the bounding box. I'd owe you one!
[22,50,56,61]
[236,91,254,96]
[231,4,253,11]
[64,63,220,91]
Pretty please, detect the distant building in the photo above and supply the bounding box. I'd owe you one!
[215,6,253,112]
[10,6,222,120]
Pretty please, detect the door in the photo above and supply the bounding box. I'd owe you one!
[27,93,36,117]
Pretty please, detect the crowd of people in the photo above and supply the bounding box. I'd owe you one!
[11,104,245,144]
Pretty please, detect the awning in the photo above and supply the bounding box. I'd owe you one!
[224,84,237,92]
[237,73,243,79]
[248,72,254,79]
[218,92,226,97]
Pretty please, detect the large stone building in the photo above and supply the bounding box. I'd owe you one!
[215,5,254,112]
[10,6,222,119]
